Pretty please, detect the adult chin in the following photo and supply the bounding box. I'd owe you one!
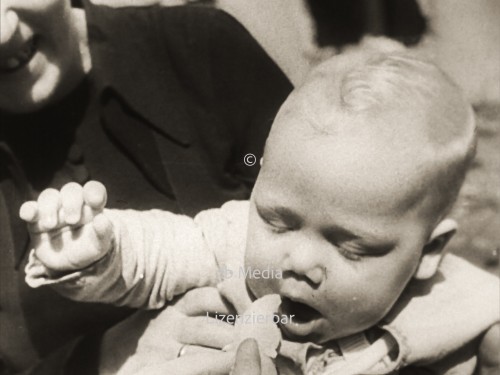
[0,81,54,115]
[30,64,64,109]
[2,39,90,114]
[1,64,70,114]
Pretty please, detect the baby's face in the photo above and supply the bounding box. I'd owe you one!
[245,110,433,343]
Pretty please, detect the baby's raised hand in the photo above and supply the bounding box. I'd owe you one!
[20,181,114,273]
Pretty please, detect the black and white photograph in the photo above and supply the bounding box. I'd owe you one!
[1,0,499,374]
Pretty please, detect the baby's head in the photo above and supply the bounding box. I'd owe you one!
[244,51,476,343]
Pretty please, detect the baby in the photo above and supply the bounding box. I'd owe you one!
[21,51,499,374]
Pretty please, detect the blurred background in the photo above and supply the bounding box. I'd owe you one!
[162,0,500,275]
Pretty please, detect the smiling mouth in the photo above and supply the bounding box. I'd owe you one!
[278,297,323,339]
[0,37,38,74]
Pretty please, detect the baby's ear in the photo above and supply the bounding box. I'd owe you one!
[414,218,457,280]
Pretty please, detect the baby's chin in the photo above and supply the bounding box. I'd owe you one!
[280,318,375,344]
[279,318,333,343]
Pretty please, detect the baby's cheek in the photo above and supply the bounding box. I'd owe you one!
[245,259,282,299]
[245,240,277,272]
[244,237,285,298]
[322,280,389,334]
[350,286,400,327]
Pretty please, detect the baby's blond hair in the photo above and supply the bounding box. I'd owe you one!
[285,49,476,223]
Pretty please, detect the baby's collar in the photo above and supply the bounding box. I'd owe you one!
[280,329,401,375]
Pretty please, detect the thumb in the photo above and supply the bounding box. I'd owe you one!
[231,338,261,375]
[92,213,114,252]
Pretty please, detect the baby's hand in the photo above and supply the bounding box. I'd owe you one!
[20,181,114,273]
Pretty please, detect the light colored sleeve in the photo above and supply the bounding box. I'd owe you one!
[194,201,253,313]
[25,208,220,309]
[381,254,500,369]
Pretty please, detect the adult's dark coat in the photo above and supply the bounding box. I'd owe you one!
[0,1,292,373]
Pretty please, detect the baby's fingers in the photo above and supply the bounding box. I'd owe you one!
[29,215,114,271]
[83,181,107,211]
[61,183,85,225]
[92,213,114,250]
[37,189,61,231]
[20,201,39,223]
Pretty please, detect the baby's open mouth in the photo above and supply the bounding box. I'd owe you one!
[278,297,323,339]
[0,37,38,74]
[281,297,322,323]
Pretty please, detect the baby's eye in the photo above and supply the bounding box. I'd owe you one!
[256,209,291,233]
[337,246,363,261]
[261,215,291,233]
[255,203,301,234]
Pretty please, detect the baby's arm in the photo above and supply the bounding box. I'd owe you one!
[21,181,218,309]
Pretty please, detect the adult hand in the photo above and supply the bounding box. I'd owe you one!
[99,287,236,374]
[99,287,278,375]
[138,337,273,375]
[231,338,263,375]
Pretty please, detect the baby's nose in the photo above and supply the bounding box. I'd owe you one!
[285,246,325,286]
[303,267,324,286]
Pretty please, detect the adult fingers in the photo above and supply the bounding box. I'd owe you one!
[178,316,234,349]
[83,181,107,211]
[176,351,234,375]
[175,287,233,316]
[178,344,222,357]
[145,351,234,375]
[231,338,261,375]
[60,182,84,225]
